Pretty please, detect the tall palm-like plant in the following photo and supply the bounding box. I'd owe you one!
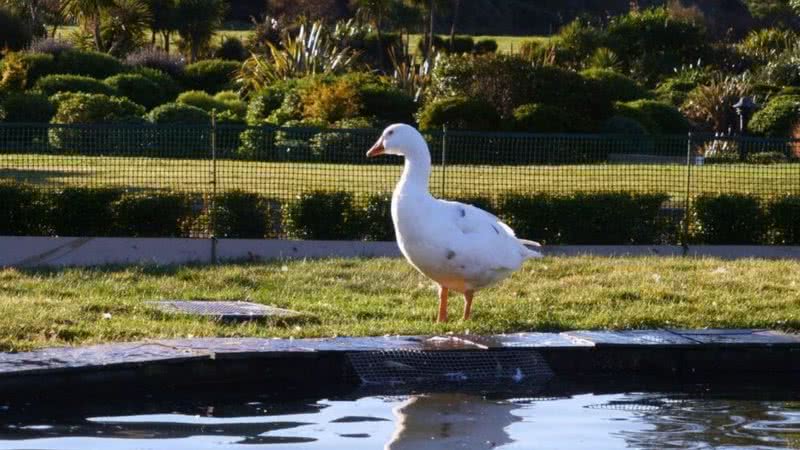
[142,0,177,52]
[237,21,360,94]
[60,0,114,50]
[174,0,226,62]
[102,0,151,56]
[351,0,391,64]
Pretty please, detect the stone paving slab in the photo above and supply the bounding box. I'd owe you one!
[563,330,698,346]
[149,301,300,321]
[668,329,800,345]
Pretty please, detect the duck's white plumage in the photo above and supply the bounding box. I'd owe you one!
[369,124,542,299]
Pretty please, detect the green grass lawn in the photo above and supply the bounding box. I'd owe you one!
[1,256,799,352]
[3,155,799,202]
[407,34,548,55]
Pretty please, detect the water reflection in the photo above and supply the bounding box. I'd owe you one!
[385,393,519,449]
[0,388,799,449]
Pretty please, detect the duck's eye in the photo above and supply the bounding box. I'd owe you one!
[387,130,394,136]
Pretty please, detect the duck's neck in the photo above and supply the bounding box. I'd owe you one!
[396,148,432,197]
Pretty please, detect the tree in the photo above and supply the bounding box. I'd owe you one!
[174,0,226,62]
[60,0,115,50]
[101,0,152,56]
[746,0,799,28]
[142,0,177,52]
[351,0,392,65]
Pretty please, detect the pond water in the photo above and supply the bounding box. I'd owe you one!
[1,384,799,449]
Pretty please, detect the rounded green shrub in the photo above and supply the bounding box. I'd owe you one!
[213,37,248,61]
[177,90,224,112]
[581,68,650,102]
[182,59,239,93]
[130,67,181,105]
[362,192,394,241]
[748,95,800,137]
[48,93,146,152]
[214,91,247,118]
[614,100,688,134]
[601,115,649,134]
[357,81,416,126]
[34,74,117,97]
[692,193,766,244]
[1,92,55,122]
[283,191,361,240]
[147,102,210,124]
[512,103,575,133]
[2,52,56,89]
[768,195,800,244]
[746,151,789,164]
[51,93,144,124]
[53,49,125,79]
[0,7,32,51]
[418,96,501,131]
[245,81,294,125]
[473,39,498,54]
[104,73,164,109]
[0,182,50,236]
[211,191,279,238]
[111,192,194,237]
[49,187,124,237]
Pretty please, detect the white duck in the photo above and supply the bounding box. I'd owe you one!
[367,124,542,322]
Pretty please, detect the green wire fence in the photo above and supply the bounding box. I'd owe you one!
[1,123,799,243]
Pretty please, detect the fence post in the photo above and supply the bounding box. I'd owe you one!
[441,125,447,197]
[682,132,693,252]
[210,111,218,264]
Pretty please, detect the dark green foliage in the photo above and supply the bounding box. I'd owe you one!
[692,193,765,244]
[124,48,185,78]
[245,82,294,125]
[654,78,698,106]
[748,95,800,137]
[746,151,788,164]
[1,92,55,122]
[34,74,117,97]
[182,59,239,93]
[417,96,501,131]
[449,35,475,53]
[11,52,56,89]
[499,192,669,244]
[50,93,145,124]
[283,191,361,240]
[0,7,32,50]
[362,192,394,241]
[580,68,651,102]
[103,73,164,109]
[53,50,125,79]
[211,191,279,238]
[549,18,604,69]
[111,192,194,237]
[473,39,498,54]
[0,183,50,235]
[147,102,210,124]
[351,32,402,71]
[213,37,248,61]
[49,187,124,236]
[513,104,576,133]
[357,81,416,126]
[767,195,800,244]
[614,100,688,134]
[129,67,181,106]
[604,7,709,84]
[601,116,649,134]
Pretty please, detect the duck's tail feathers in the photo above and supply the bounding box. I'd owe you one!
[519,239,544,259]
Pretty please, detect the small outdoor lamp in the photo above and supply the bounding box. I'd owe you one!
[733,96,758,134]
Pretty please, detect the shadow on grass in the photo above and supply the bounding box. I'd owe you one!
[0,168,90,185]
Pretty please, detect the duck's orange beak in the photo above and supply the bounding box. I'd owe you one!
[366,138,385,157]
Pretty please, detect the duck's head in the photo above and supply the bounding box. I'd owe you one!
[366,124,427,159]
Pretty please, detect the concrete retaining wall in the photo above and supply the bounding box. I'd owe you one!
[2,236,800,267]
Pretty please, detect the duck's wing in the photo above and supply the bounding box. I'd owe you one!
[440,200,517,239]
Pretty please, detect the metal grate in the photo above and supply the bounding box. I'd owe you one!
[347,349,553,386]
[148,300,298,321]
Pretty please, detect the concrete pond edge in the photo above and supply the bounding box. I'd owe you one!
[3,236,800,267]
[1,329,799,398]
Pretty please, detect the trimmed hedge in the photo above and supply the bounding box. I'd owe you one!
[691,193,766,244]
[418,96,501,131]
[1,92,55,122]
[580,68,650,103]
[48,94,147,153]
[34,74,117,97]
[3,186,799,245]
[53,50,125,79]
[212,191,280,238]
[748,95,800,137]
[147,102,210,124]
[103,73,165,110]
[614,100,689,134]
[513,103,576,133]
[182,59,240,94]
[111,192,194,237]
[498,192,670,244]
[283,191,362,240]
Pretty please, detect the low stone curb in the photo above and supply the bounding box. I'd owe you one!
[1,329,798,397]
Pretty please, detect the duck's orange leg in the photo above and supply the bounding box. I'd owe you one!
[463,290,474,321]
[437,285,449,323]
